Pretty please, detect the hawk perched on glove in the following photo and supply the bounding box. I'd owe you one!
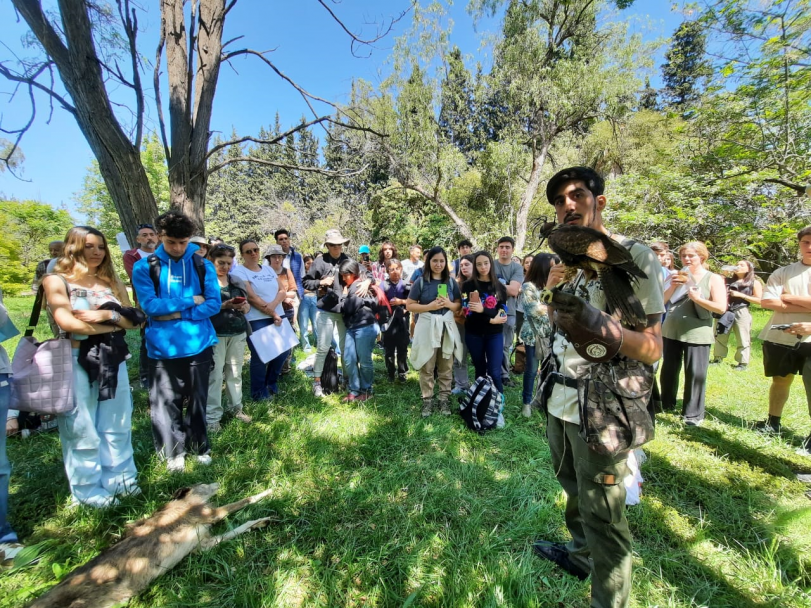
[545,224,648,329]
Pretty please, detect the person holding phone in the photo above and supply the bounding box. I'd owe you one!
[462,251,509,399]
[711,260,762,371]
[407,246,463,416]
[660,241,726,426]
[753,227,811,451]
[205,244,252,432]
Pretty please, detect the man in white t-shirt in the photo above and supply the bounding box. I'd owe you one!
[533,166,664,608]
[754,227,811,455]
[401,245,424,286]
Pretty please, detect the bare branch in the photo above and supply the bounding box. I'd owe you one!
[764,177,807,195]
[223,0,238,18]
[0,62,76,114]
[205,115,332,160]
[315,0,412,58]
[117,0,145,149]
[0,80,35,180]
[206,156,369,178]
[153,24,170,162]
[222,48,329,118]
[207,115,387,162]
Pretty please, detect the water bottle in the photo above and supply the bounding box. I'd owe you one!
[73,290,91,341]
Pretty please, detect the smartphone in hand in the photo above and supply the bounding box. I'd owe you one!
[232,297,246,305]
[469,290,481,304]
[437,284,448,299]
[771,324,792,330]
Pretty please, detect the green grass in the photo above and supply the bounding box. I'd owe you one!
[1,298,810,607]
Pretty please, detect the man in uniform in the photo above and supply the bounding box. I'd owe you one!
[534,166,664,608]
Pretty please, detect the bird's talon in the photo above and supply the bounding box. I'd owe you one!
[540,289,555,304]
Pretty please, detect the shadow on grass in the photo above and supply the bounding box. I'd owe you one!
[676,422,811,477]
[706,405,809,448]
[638,445,810,607]
[11,347,810,607]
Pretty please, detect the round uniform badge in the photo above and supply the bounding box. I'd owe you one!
[586,344,607,359]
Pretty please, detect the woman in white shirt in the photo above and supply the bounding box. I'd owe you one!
[231,240,287,400]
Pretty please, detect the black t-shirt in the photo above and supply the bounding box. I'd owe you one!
[461,279,506,335]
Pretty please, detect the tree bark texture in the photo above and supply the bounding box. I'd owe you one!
[12,0,159,246]
[161,0,227,234]
[515,144,549,253]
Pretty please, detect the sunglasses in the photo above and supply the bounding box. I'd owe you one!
[242,247,260,255]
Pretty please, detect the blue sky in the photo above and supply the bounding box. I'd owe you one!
[0,1,682,217]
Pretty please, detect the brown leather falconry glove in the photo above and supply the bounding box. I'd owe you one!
[541,289,624,363]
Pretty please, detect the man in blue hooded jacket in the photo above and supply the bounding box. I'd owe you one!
[132,211,220,472]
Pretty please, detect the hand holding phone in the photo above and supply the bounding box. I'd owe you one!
[469,290,481,304]
[437,284,448,299]
[231,296,246,305]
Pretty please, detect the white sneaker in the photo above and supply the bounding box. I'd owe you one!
[196,454,213,466]
[166,455,186,473]
[313,382,324,398]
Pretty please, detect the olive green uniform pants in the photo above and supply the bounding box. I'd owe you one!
[547,414,632,608]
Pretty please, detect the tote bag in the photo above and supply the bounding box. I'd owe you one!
[9,283,74,415]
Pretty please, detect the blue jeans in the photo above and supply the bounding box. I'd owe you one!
[465,331,504,394]
[522,343,540,405]
[0,373,17,543]
[247,318,290,399]
[298,294,319,349]
[58,352,138,507]
[344,324,379,395]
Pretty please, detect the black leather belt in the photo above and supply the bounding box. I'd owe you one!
[550,372,578,389]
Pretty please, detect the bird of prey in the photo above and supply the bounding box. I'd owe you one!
[543,224,648,329]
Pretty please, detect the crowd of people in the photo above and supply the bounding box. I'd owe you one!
[3,165,811,608]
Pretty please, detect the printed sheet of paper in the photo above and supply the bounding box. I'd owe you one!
[248,318,298,363]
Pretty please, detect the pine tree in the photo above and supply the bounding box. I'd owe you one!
[661,20,711,110]
[438,47,476,161]
[638,77,659,110]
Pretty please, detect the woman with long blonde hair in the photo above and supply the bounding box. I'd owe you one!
[43,226,142,508]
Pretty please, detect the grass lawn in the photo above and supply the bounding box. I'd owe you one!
[1,295,810,607]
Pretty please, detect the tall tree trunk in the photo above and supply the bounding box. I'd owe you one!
[13,0,159,246]
[162,0,227,233]
[515,144,549,253]
[400,181,475,242]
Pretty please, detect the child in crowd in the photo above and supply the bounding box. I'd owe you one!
[382,258,410,382]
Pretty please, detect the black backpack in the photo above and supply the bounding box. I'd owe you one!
[146,253,207,296]
[459,375,502,433]
[321,347,340,394]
